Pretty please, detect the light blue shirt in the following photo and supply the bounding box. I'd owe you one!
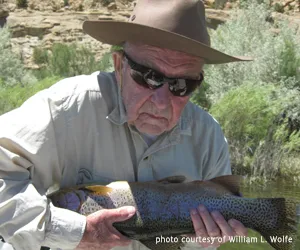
[0,71,231,250]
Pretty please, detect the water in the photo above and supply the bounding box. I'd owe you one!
[220,181,300,250]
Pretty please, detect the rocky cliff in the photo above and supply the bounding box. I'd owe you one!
[0,0,299,69]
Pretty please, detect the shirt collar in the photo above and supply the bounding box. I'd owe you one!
[106,82,127,125]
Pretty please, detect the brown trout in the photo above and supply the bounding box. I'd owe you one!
[48,175,298,250]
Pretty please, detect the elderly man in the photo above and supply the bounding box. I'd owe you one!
[0,0,251,249]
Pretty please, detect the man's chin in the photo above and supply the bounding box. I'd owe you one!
[135,124,167,136]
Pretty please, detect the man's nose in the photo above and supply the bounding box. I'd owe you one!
[150,84,171,109]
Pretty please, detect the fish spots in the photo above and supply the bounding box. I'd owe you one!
[49,179,298,250]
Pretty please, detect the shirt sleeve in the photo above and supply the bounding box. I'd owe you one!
[0,84,86,250]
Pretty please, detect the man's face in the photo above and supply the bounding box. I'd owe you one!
[113,43,204,136]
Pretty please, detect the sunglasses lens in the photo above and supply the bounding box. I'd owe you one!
[126,52,204,97]
[130,70,149,89]
[169,79,202,96]
[131,70,202,96]
[130,70,164,90]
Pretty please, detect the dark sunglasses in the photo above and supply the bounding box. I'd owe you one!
[123,52,204,97]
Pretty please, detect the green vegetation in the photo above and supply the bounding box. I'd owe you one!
[33,47,49,65]
[16,0,28,8]
[78,4,84,11]
[273,2,284,13]
[191,2,300,184]
[0,28,113,115]
[0,27,36,86]
[1,2,299,184]
[49,43,95,76]
[63,0,69,7]
[33,43,114,78]
[0,77,60,115]
[210,83,279,165]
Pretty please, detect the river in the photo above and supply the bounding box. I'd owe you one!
[220,180,300,250]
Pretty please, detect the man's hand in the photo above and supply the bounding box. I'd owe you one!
[189,204,248,248]
[76,206,136,250]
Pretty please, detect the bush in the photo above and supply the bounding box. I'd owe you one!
[0,76,60,115]
[274,118,300,153]
[210,83,280,154]
[202,2,300,103]
[251,116,300,179]
[33,43,115,78]
[273,2,284,13]
[16,0,28,8]
[209,82,300,180]
[0,27,36,86]
[49,43,98,77]
[278,38,300,83]
[96,51,114,72]
[190,81,211,110]
[33,47,49,65]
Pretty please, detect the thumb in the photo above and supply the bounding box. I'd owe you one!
[106,206,136,223]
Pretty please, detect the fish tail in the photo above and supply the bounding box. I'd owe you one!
[259,198,298,250]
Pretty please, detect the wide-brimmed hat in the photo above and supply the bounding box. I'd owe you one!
[83,0,252,64]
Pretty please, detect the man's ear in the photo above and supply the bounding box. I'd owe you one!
[112,52,123,83]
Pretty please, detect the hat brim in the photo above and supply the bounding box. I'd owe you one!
[83,21,252,64]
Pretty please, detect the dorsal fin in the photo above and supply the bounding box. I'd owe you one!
[82,185,113,195]
[157,175,186,184]
[209,175,242,196]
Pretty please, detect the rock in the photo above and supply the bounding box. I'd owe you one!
[3,6,231,68]
[8,3,16,12]
[107,2,117,10]
[2,0,299,70]
[118,10,130,18]
[204,0,215,8]
[7,15,56,37]
[214,0,227,9]
[0,4,9,18]
[98,15,114,20]
[205,9,230,29]
[68,0,85,11]
[224,2,233,10]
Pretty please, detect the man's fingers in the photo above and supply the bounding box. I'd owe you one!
[190,208,208,238]
[197,205,221,238]
[211,211,235,241]
[228,219,248,236]
[105,206,136,222]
